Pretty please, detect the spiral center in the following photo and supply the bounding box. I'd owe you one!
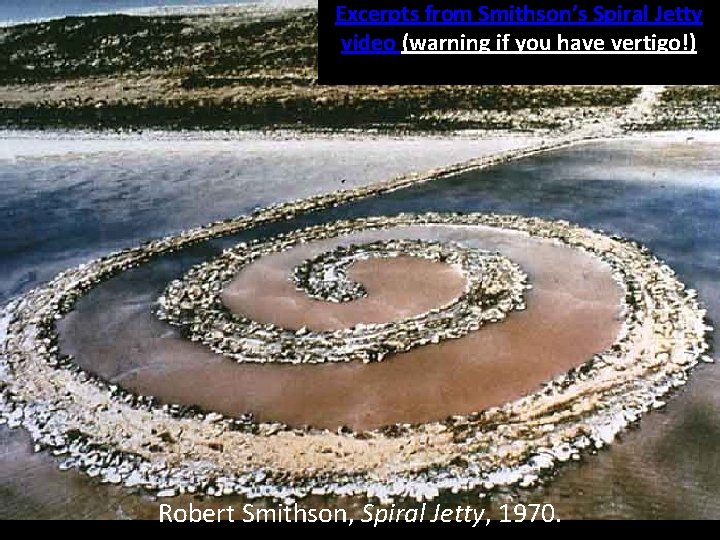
[223,254,467,331]
[157,230,529,364]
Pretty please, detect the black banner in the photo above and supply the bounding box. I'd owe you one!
[319,0,719,83]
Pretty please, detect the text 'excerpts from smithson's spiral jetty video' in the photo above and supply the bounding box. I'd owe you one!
[319,1,719,83]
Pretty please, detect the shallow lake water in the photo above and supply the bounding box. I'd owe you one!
[1,134,719,519]
[61,224,620,430]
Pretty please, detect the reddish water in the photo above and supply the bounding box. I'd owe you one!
[62,226,622,431]
[223,256,467,330]
[4,140,719,520]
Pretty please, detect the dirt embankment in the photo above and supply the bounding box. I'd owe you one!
[0,9,642,131]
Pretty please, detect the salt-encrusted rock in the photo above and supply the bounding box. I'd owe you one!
[157,234,529,364]
[0,170,712,503]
